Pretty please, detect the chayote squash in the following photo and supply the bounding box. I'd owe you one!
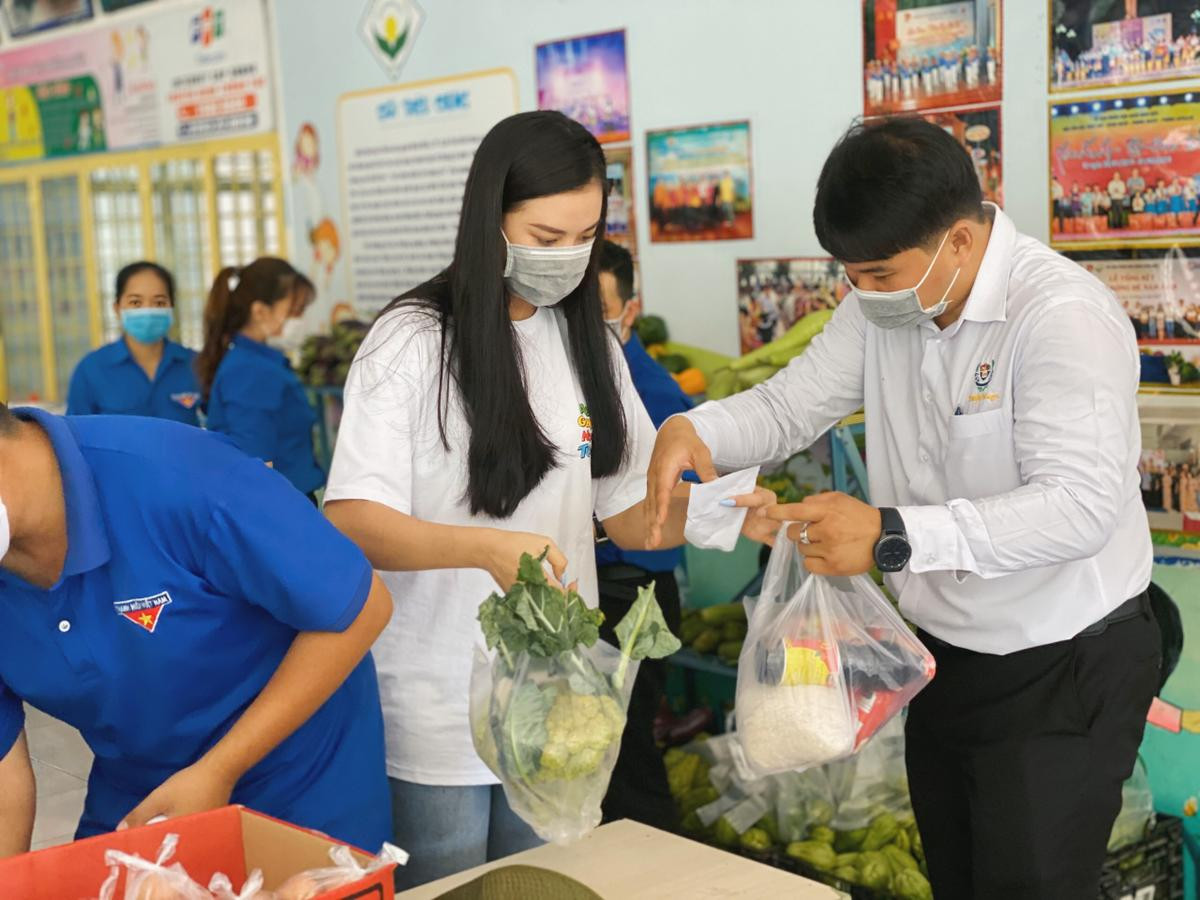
[862,812,900,851]
[892,868,934,900]
[785,840,837,871]
[883,844,919,873]
[857,851,891,890]
[808,825,835,844]
[833,827,868,852]
[739,827,773,853]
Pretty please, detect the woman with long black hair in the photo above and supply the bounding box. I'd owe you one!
[324,111,770,886]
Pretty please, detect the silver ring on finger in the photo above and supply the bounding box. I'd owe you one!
[798,521,811,545]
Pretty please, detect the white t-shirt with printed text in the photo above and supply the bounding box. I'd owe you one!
[324,304,656,785]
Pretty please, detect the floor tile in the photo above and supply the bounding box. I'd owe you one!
[26,724,92,781]
[30,787,85,846]
[32,760,86,799]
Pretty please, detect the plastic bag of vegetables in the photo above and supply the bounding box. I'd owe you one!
[736,527,935,776]
[471,552,681,844]
[1107,755,1155,852]
[825,715,911,831]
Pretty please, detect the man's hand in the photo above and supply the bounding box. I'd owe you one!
[726,486,780,546]
[118,760,236,830]
[766,492,882,576]
[645,416,718,549]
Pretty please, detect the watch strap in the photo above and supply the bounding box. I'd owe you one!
[879,507,907,538]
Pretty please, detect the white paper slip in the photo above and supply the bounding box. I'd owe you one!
[684,466,761,552]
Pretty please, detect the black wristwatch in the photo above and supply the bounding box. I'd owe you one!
[874,507,911,573]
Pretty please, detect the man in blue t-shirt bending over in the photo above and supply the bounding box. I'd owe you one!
[0,407,392,855]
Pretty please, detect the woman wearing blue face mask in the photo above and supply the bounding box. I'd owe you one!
[321,111,774,889]
[67,261,201,425]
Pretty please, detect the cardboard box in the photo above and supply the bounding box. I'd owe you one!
[0,806,395,899]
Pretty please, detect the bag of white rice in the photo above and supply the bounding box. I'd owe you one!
[734,526,935,777]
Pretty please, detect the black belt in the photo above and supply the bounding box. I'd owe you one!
[1077,591,1151,637]
[920,591,1151,651]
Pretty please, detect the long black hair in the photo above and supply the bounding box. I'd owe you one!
[380,110,626,519]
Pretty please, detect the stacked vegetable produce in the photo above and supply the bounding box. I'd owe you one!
[705,309,834,401]
[296,319,370,388]
[470,552,680,844]
[664,728,932,900]
[637,308,834,401]
[679,602,747,667]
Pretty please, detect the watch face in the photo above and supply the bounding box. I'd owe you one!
[875,534,911,572]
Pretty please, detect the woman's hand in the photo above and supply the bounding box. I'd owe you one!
[726,486,780,546]
[118,760,236,830]
[476,528,568,591]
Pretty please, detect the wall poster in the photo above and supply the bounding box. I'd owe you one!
[920,103,1002,204]
[862,0,1001,116]
[536,29,629,144]
[2,0,92,39]
[604,144,636,253]
[646,120,753,243]
[1050,91,1200,248]
[1137,391,1200,534]
[1075,253,1200,347]
[0,1,273,163]
[1052,1,1200,93]
[336,68,518,314]
[737,257,848,354]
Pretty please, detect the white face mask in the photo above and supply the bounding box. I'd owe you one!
[269,317,307,351]
[603,314,624,341]
[849,230,961,329]
[0,495,9,562]
[503,232,594,307]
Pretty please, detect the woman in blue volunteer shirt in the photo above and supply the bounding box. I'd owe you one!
[67,262,201,424]
[0,404,392,856]
[197,257,325,500]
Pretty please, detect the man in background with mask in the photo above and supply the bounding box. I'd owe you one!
[645,118,1157,899]
[595,238,693,830]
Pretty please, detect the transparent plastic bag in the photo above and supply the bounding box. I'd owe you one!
[470,640,639,844]
[1107,755,1155,852]
[826,715,912,830]
[736,529,935,776]
[208,869,267,900]
[98,834,212,900]
[773,766,837,843]
[273,844,409,900]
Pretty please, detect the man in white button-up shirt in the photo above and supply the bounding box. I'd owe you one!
[646,119,1160,899]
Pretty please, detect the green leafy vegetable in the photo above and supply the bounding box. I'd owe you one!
[501,682,552,779]
[612,583,682,690]
[478,550,604,667]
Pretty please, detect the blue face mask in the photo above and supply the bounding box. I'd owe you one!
[121,308,174,344]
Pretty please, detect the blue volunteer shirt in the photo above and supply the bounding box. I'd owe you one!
[67,339,201,426]
[205,335,324,494]
[597,333,693,573]
[0,411,389,851]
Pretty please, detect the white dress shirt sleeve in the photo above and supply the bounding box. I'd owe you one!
[685,297,867,469]
[900,299,1140,578]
